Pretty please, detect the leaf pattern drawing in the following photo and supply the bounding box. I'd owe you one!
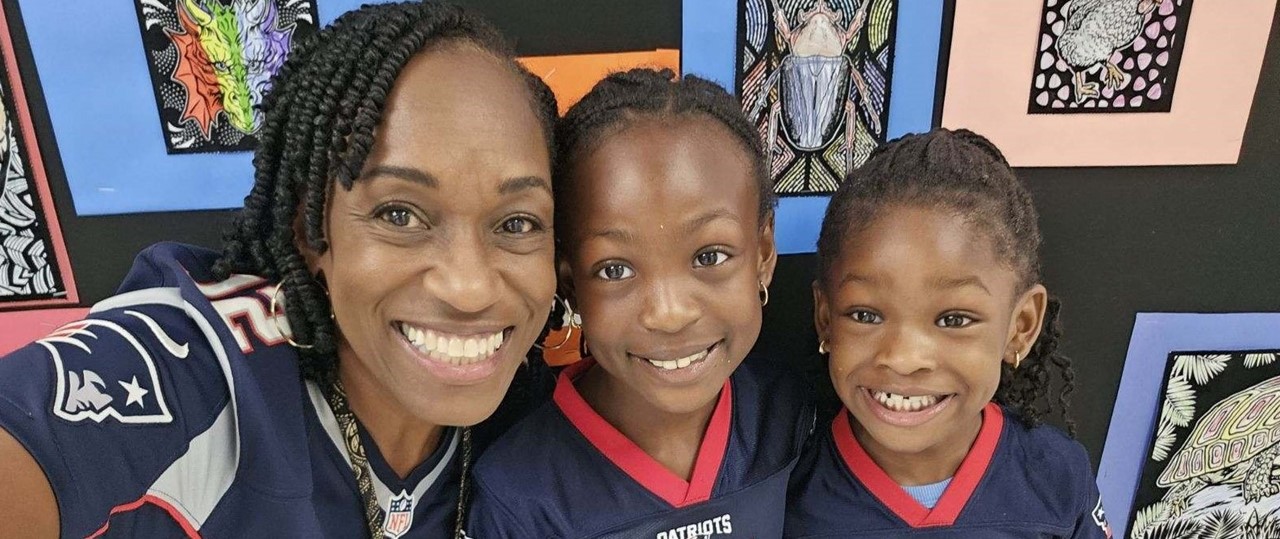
[1247,353,1279,369]
[1161,374,1195,428]
[1173,354,1230,386]
[1127,350,1280,539]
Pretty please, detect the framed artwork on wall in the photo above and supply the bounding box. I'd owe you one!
[1099,313,1280,539]
[133,0,319,154]
[942,0,1277,167]
[683,0,942,254]
[0,1,76,310]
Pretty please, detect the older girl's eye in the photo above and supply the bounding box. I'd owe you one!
[849,309,883,324]
[377,206,418,227]
[937,314,975,328]
[694,250,729,267]
[596,264,635,281]
[500,216,537,234]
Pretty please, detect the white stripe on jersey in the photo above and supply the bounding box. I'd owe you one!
[146,403,237,529]
[86,285,243,531]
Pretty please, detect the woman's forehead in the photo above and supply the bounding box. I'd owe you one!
[359,47,550,188]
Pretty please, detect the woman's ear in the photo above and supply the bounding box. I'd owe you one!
[293,211,327,276]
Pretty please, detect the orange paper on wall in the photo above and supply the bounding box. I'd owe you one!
[941,0,1277,167]
[0,307,89,356]
[519,49,680,114]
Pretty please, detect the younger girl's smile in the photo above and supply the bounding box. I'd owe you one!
[858,386,955,428]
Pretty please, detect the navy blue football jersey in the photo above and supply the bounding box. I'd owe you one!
[0,243,466,538]
[467,357,814,538]
[784,403,1113,538]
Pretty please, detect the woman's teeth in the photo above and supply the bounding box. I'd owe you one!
[399,323,503,365]
[872,390,942,412]
[645,348,711,370]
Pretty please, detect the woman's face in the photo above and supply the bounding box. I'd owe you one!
[307,44,555,427]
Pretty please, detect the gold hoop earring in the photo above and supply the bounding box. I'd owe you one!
[534,295,577,351]
[818,340,828,355]
[759,281,769,307]
[1013,351,1022,370]
[270,277,314,350]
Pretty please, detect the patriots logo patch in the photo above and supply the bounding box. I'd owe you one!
[1092,497,1112,538]
[38,310,182,424]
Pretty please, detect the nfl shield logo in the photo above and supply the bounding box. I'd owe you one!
[384,490,414,538]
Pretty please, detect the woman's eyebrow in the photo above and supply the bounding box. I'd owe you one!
[498,175,552,196]
[364,165,437,187]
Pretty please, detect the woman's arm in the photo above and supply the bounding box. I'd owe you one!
[0,427,59,537]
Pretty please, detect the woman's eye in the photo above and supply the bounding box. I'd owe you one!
[850,310,883,324]
[377,206,418,227]
[595,264,635,281]
[500,217,537,234]
[694,250,729,267]
[937,314,975,328]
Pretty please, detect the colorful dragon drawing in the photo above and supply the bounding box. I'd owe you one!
[164,0,296,138]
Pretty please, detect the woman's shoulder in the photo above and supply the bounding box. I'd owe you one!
[0,241,314,536]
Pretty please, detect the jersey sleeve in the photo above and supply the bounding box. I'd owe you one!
[0,303,231,537]
[1070,480,1114,539]
[465,476,540,539]
[1066,438,1113,539]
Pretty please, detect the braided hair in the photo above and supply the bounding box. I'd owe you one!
[212,1,557,386]
[212,4,557,535]
[815,128,1076,435]
[554,68,775,233]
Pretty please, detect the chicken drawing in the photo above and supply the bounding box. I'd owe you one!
[1056,0,1163,104]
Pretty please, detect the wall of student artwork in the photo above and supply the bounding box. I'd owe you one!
[2,1,1280,505]
[18,1,679,216]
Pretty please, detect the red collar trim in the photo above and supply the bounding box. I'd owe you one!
[553,358,732,507]
[832,401,1004,527]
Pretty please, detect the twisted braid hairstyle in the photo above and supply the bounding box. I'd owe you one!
[212,1,558,387]
[815,128,1076,435]
[554,67,775,235]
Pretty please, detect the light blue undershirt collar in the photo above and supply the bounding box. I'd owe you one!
[901,477,952,509]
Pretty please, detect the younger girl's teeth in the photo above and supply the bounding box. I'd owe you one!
[399,323,505,365]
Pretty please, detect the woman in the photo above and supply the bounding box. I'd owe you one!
[0,2,558,537]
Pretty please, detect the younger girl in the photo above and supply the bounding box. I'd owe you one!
[786,129,1111,538]
[467,69,812,537]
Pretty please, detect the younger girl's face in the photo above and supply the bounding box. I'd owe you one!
[814,205,1045,459]
[561,116,776,415]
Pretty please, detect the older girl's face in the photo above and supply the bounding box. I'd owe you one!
[308,44,555,427]
[560,117,776,416]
